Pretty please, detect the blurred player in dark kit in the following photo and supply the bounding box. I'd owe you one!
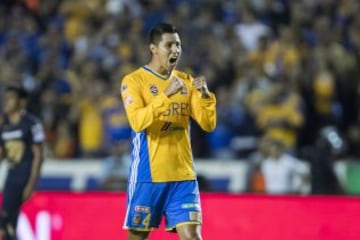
[0,86,45,240]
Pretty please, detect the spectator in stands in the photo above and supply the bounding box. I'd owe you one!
[71,80,107,158]
[312,67,342,126]
[101,93,131,154]
[248,33,273,76]
[235,6,270,51]
[52,119,76,159]
[207,86,238,159]
[230,62,267,157]
[265,25,303,81]
[99,138,130,191]
[255,80,304,151]
[301,126,345,194]
[60,0,105,44]
[300,63,343,146]
[346,125,360,158]
[247,135,310,194]
[246,135,270,193]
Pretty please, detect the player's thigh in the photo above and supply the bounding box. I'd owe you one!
[8,209,21,229]
[177,224,202,240]
[165,181,202,231]
[2,181,24,214]
[128,229,151,240]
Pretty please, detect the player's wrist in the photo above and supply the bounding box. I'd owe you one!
[164,90,173,97]
[200,87,210,99]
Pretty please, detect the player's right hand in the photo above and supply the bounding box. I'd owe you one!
[164,77,185,97]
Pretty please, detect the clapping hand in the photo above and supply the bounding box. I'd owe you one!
[165,77,185,97]
[193,76,210,98]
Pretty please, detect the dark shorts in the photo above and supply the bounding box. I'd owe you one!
[1,176,27,229]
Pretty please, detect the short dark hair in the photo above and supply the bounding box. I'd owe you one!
[5,85,27,99]
[149,23,178,44]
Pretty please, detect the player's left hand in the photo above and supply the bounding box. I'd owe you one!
[193,76,210,98]
[22,185,33,202]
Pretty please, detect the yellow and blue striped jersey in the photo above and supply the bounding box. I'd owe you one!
[120,66,216,182]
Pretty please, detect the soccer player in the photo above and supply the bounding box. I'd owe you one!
[0,86,45,240]
[120,23,217,240]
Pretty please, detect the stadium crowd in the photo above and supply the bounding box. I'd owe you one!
[0,0,359,181]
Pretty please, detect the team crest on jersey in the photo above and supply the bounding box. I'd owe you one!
[133,214,142,225]
[149,84,158,95]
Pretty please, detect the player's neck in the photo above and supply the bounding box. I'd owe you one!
[146,62,171,77]
[8,110,23,124]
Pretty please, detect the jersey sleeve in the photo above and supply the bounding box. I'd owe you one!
[189,76,217,132]
[31,120,45,144]
[120,75,172,132]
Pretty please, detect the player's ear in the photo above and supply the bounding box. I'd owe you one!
[150,43,157,55]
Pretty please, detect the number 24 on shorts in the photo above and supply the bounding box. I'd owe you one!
[142,213,151,228]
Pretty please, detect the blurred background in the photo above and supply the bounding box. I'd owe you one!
[1,0,360,196]
[2,0,360,239]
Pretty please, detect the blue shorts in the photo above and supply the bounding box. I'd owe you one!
[123,180,202,232]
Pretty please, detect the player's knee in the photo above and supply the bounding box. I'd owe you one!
[128,229,150,240]
[177,223,202,240]
[181,232,202,240]
[184,235,201,240]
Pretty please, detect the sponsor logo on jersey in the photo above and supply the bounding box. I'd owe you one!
[133,214,142,225]
[2,130,23,140]
[181,203,200,209]
[135,206,151,213]
[160,121,185,132]
[162,102,190,117]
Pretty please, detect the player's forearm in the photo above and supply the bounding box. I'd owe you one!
[27,144,44,188]
[200,87,211,99]
[191,92,217,132]
[126,107,156,132]
[126,93,171,132]
[197,108,217,132]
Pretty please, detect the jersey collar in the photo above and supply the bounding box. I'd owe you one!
[143,65,172,80]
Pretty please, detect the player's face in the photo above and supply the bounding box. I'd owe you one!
[3,91,22,114]
[152,33,182,72]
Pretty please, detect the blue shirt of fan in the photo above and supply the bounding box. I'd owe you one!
[102,105,131,149]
